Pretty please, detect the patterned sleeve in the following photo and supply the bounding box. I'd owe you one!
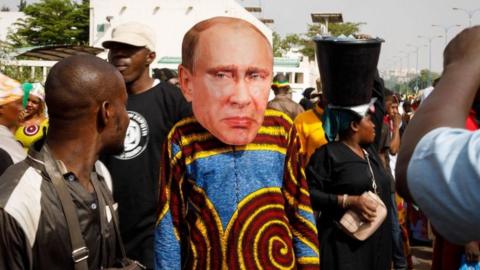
[154,133,184,269]
[282,126,320,268]
[293,116,308,163]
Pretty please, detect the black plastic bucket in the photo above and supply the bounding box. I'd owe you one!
[314,36,384,106]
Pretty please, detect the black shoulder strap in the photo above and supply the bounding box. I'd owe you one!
[43,146,89,270]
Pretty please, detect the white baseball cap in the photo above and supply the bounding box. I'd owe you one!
[102,22,156,51]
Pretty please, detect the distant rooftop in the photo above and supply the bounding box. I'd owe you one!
[12,45,104,60]
[259,18,274,24]
[311,13,343,23]
[244,7,262,13]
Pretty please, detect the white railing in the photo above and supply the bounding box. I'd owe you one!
[0,59,56,82]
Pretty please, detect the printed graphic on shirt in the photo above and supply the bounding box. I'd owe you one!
[115,111,149,160]
[24,125,40,136]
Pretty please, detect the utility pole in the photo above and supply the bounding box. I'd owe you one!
[418,35,442,87]
[431,24,461,46]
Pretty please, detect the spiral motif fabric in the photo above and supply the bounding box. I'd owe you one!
[155,111,319,269]
[225,188,295,270]
[184,184,224,269]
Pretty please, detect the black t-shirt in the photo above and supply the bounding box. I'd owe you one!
[101,82,191,268]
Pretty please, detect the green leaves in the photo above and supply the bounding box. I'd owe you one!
[272,22,363,60]
[7,0,89,47]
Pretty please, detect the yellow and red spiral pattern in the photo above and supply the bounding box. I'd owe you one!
[182,186,318,269]
[184,183,225,269]
[225,187,296,270]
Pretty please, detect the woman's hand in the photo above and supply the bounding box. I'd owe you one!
[348,194,377,223]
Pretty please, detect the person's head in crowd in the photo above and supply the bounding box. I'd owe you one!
[384,89,399,118]
[0,82,23,130]
[402,100,412,113]
[103,22,156,91]
[302,87,315,99]
[45,55,129,155]
[20,82,46,121]
[271,73,290,95]
[178,16,273,145]
[311,90,328,109]
[323,99,376,143]
[153,68,179,86]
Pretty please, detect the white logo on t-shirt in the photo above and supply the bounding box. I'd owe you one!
[115,111,149,160]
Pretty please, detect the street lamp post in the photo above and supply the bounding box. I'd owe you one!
[406,44,420,91]
[452,7,480,26]
[431,24,462,46]
[418,35,442,87]
[399,50,412,76]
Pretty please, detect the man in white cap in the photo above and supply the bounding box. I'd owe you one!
[101,21,191,269]
[0,73,26,175]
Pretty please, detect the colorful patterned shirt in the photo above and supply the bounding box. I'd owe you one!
[155,110,319,269]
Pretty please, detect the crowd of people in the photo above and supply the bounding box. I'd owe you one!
[0,16,479,270]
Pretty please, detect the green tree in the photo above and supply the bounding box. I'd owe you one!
[8,0,89,47]
[407,69,440,90]
[18,0,27,11]
[329,22,364,36]
[273,32,303,57]
[298,22,363,60]
[272,32,282,57]
[389,69,440,95]
[272,22,363,60]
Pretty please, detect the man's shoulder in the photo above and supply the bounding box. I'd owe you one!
[294,108,321,124]
[130,82,184,103]
[0,161,43,207]
[167,117,205,143]
[264,109,293,130]
[150,82,185,99]
[0,161,44,247]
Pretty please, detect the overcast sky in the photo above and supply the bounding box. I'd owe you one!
[3,0,479,72]
[241,0,479,73]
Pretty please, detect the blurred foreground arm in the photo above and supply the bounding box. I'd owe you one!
[396,26,480,244]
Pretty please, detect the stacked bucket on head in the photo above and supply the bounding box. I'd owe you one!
[314,36,384,107]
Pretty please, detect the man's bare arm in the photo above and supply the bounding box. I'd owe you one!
[396,26,480,201]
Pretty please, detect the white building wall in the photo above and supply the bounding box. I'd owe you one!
[90,0,272,60]
[0,12,25,42]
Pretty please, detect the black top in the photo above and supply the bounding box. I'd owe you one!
[377,124,396,192]
[101,82,191,268]
[0,148,13,176]
[306,143,392,270]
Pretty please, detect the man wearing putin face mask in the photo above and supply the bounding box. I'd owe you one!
[154,17,319,269]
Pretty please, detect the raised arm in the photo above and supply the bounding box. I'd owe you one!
[396,26,480,202]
